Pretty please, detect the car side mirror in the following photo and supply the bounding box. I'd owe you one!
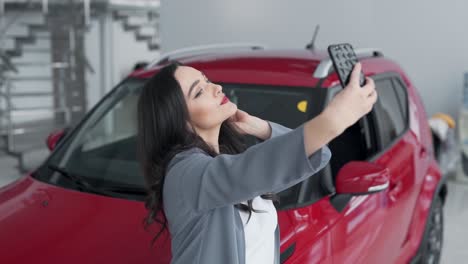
[46,128,69,151]
[335,161,389,195]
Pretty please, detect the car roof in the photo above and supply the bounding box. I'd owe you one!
[129,49,409,88]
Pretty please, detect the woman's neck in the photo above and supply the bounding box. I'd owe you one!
[196,126,221,154]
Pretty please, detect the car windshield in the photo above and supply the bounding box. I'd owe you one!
[34,78,325,198]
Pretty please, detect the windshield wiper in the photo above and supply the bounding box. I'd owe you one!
[100,185,147,195]
[48,164,114,197]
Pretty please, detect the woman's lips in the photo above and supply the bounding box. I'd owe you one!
[221,96,229,105]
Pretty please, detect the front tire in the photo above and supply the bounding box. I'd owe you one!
[418,196,444,264]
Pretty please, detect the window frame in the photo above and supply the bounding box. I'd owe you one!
[367,73,410,161]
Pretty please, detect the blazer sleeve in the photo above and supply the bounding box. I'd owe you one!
[166,122,332,213]
[267,121,292,139]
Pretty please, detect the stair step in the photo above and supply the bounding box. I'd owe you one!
[8,110,55,124]
[126,16,148,26]
[11,52,51,63]
[0,127,51,138]
[21,48,50,53]
[5,131,53,154]
[10,97,53,109]
[2,39,16,50]
[4,12,46,25]
[149,37,161,46]
[135,35,152,41]
[7,80,51,91]
[5,92,53,97]
[148,43,161,50]
[11,61,52,67]
[113,11,128,20]
[4,26,29,37]
[114,8,159,18]
[5,50,21,57]
[35,35,51,40]
[0,116,56,129]
[24,38,51,48]
[27,24,49,31]
[10,76,52,81]
[4,87,51,95]
[138,26,158,36]
[15,36,35,45]
[9,106,62,111]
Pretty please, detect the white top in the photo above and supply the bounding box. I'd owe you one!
[239,196,278,264]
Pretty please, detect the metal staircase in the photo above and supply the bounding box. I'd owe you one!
[1,5,54,171]
[0,0,160,171]
[113,8,161,51]
[0,0,87,172]
[0,0,160,172]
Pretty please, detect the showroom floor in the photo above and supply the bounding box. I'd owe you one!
[0,152,466,263]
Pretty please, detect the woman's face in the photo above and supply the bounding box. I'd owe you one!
[174,66,237,131]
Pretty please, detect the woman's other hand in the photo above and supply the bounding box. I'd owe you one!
[229,109,272,140]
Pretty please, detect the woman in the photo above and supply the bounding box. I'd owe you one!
[137,61,377,264]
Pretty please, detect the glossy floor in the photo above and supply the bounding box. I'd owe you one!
[0,152,466,263]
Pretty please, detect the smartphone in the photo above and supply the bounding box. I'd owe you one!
[327,43,366,87]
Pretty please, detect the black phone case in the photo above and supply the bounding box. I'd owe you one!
[328,43,366,87]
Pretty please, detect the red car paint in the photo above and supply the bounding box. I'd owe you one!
[0,49,445,263]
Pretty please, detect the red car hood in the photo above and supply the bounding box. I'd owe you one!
[0,175,170,264]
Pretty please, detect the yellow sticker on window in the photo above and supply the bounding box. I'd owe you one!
[297,100,307,113]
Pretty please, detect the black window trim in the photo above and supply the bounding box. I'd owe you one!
[391,77,410,125]
[367,72,410,162]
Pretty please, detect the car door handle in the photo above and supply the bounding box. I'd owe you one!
[389,180,402,202]
[420,146,427,158]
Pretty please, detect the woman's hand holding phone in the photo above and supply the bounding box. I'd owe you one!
[323,63,377,135]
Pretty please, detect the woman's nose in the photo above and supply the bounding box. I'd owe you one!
[214,84,222,96]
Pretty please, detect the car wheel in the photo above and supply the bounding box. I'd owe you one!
[419,196,444,264]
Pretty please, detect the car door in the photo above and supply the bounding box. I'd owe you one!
[278,167,338,264]
[365,76,418,262]
[372,76,424,261]
[219,83,335,263]
[325,75,418,263]
[316,84,390,263]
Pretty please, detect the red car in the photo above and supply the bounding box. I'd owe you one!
[0,45,446,264]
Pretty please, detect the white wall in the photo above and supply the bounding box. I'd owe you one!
[112,18,160,82]
[160,0,468,119]
[85,13,160,110]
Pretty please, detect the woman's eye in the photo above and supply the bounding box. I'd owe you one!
[195,89,203,98]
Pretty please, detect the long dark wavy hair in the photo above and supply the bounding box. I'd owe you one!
[137,62,277,244]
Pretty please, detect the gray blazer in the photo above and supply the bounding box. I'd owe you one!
[163,121,332,264]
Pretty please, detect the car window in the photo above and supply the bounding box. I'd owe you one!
[222,84,326,210]
[38,79,326,206]
[222,85,317,129]
[46,80,144,188]
[373,79,406,148]
[325,86,378,179]
[82,94,138,152]
[392,78,409,123]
